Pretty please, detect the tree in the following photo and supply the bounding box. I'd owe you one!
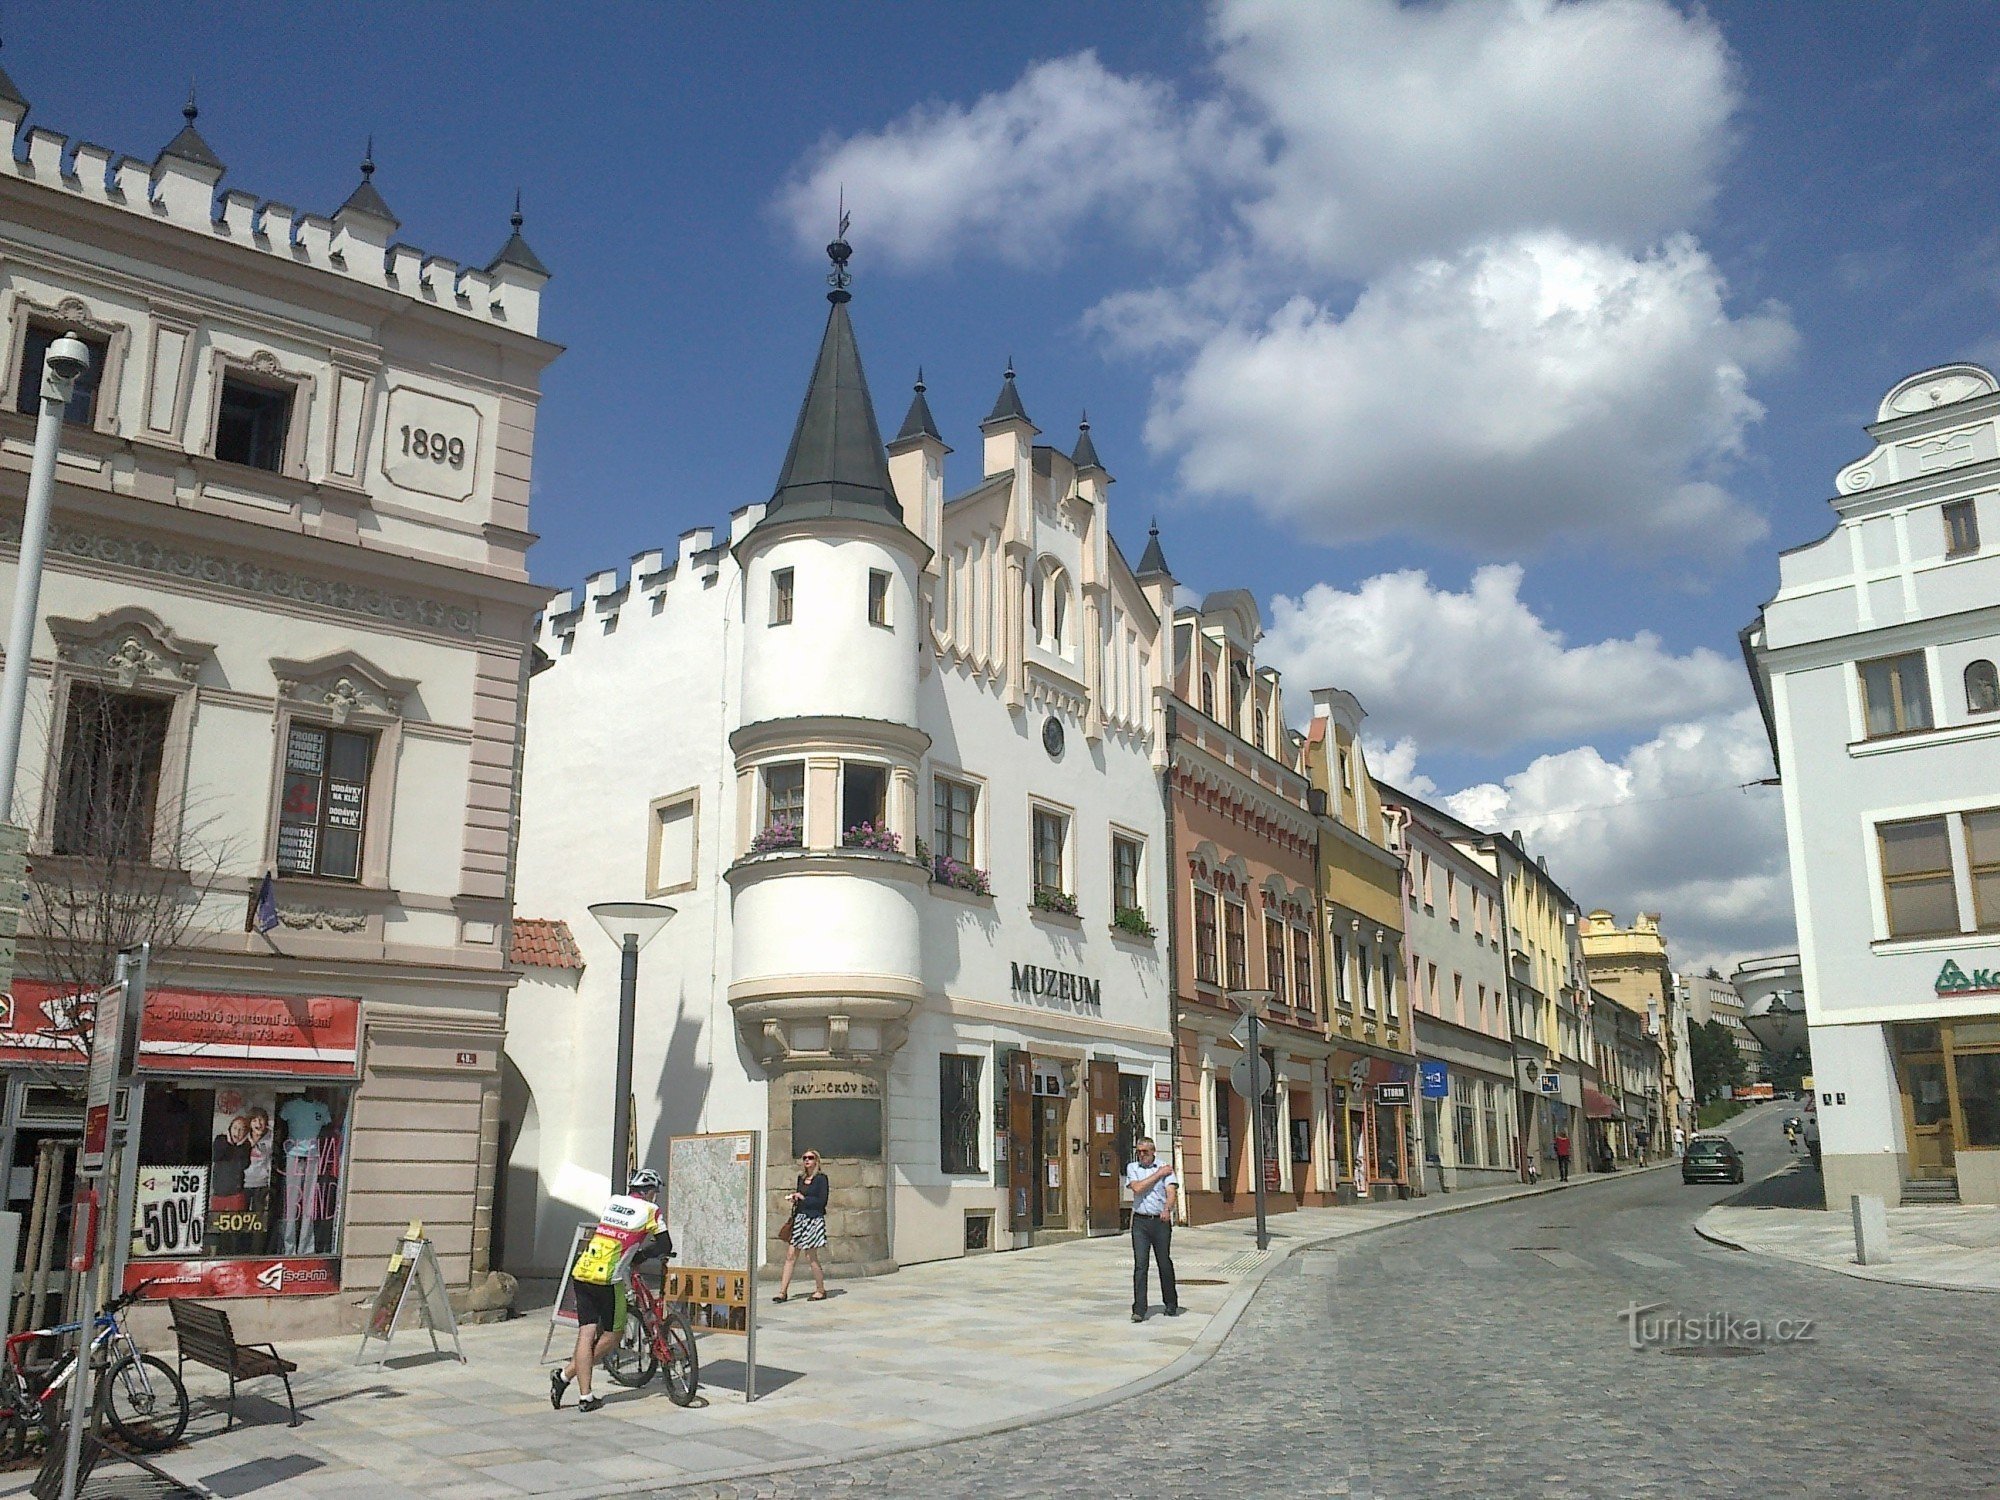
[1689,1018,1746,1103]
[1763,1045,1811,1096]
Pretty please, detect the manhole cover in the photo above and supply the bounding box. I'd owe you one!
[1662,1344,1763,1358]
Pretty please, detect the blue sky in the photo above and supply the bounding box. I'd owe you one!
[12,2,2000,968]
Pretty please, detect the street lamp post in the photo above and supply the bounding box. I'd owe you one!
[0,333,91,820]
[1225,990,1276,1252]
[587,901,676,1195]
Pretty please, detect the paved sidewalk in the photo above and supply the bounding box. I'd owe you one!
[1695,1159,2000,1293]
[2,1166,1660,1500]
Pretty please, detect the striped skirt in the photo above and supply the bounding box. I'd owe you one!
[790,1214,828,1250]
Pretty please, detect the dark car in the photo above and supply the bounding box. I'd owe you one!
[1682,1135,1745,1185]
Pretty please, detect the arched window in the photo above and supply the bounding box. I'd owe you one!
[1031,559,1071,657]
[1968,659,2000,715]
[1200,672,1215,719]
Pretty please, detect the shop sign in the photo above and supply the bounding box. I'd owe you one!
[123,1255,340,1299]
[1376,1082,1412,1106]
[1008,962,1103,1016]
[1154,1081,1172,1103]
[0,982,360,1077]
[1935,959,2000,997]
[1418,1061,1449,1099]
[130,1166,208,1259]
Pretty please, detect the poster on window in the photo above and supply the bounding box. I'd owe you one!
[207,1085,276,1253]
[130,1165,207,1259]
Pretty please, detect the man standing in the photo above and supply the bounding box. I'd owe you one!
[1553,1128,1572,1183]
[1125,1138,1180,1323]
[552,1167,671,1413]
[1803,1111,1821,1172]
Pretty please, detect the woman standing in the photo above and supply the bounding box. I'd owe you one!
[774,1149,828,1303]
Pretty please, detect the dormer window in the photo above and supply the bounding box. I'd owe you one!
[214,375,293,472]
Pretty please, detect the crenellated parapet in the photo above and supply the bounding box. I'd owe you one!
[536,516,748,658]
[2,80,548,336]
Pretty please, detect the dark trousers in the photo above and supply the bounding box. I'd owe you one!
[1556,1153,1571,1182]
[1131,1212,1177,1314]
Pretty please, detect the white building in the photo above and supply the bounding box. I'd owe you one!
[507,245,1171,1278]
[0,70,556,1335]
[1678,970,1764,1081]
[1747,362,2000,1207]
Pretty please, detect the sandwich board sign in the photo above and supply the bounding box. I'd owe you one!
[355,1220,464,1365]
[540,1220,599,1361]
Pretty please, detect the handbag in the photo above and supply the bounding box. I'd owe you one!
[778,1214,795,1242]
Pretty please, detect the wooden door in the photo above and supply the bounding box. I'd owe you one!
[1899,1054,1957,1178]
[1006,1051,1034,1231]
[1088,1061,1120,1234]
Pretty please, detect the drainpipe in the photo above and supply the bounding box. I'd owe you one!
[1160,703,1183,1222]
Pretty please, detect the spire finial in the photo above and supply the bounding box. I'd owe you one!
[914,367,926,394]
[511,188,524,230]
[826,189,853,304]
[1080,408,1090,431]
[361,135,375,180]
[184,81,198,124]
[1005,355,1016,381]
[1150,516,1159,537]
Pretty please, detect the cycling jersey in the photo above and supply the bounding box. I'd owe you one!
[571,1194,670,1286]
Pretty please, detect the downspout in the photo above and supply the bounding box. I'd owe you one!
[1493,846,1529,1184]
[1160,701,1184,1222]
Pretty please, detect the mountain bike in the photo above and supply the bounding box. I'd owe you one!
[602,1267,699,1405]
[0,1281,189,1457]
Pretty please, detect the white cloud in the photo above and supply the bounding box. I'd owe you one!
[775,52,1232,269]
[1212,0,1737,275]
[1443,708,1792,973]
[1147,232,1789,556]
[1263,563,1742,752]
[1363,735,1436,799]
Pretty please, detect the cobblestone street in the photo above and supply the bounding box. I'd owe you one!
[669,1108,2000,1498]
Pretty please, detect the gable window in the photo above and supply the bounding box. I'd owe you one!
[51,686,171,860]
[1944,498,1981,557]
[867,570,891,628]
[841,762,889,845]
[16,323,109,426]
[1967,660,2000,716]
[1265,915,1289,1006]
[1032,806,1069,895]
[1340,748,1353,791]
[1200,673,1215,720]
[771,567,794,626]
[1330,933,1347,1008]
[213,375,293,473]
[759,761,805,847]
[276,723,373,880]
[1292,928,1314,1015]
[1877,815,1957,939]
[1112,834,1143,914]
[1224,900,1248,990]
[933,775,978,865]
[940,1054,983,1174]
[1859,652,1933,738]
[1194,888,1219,986]
[1254,706,1266,751]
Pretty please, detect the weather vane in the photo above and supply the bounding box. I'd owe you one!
[827,188,852,300]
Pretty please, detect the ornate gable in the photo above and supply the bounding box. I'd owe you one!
[270,649,418,723]
[45,606,214,687]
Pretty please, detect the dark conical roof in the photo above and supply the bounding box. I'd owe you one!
[0,58,27,110]
[336,140,399,226]
[983,361,1031,427]
[893,369,942,445]
[761,288,902,527]
[158,88,224,172]
[1135,519,1172,579]
[1072,412,1103,472]
[488,191,550,277]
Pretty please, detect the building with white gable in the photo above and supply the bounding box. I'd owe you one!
[1747,362,2000,1207]
[507,239,1171,1277]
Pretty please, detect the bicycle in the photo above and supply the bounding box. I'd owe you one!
[602,1267,699,1405]
[0,1281,189,1457]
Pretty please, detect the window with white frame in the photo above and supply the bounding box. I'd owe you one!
[932,774,978,865]
[16,322,110,425]
[1112,833,1143,916]
[867,569,891,628]
[1031,805,1069,895]
[759,761,805,846]
[841,762,889,846]
[213,373,294,473]
[1967,660,1999,716]
[1944,498,1981,557]
[1859,651,1933,738]
[648,789,699,895]
[770,567,794,626]
[939,1054,983,1174]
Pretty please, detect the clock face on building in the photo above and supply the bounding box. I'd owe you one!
[1042,715,1065,759]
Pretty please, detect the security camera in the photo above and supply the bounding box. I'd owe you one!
[43,333,91,386]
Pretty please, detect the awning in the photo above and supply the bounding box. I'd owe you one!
[1583,1087,1617,1121]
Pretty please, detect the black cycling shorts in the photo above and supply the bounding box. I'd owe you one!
[570,1277,618,1332]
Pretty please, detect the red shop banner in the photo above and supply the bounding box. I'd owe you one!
[125,1256,341,1300]
[0,982,360,1077]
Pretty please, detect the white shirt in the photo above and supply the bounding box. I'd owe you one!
[1125,1158,1175,1216]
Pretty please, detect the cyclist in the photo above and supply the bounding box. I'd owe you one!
[551,1167,672,1413]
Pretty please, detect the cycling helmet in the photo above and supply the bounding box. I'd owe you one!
[628,1168,663,1193]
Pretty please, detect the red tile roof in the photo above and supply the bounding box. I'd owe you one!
[511,918,584,970]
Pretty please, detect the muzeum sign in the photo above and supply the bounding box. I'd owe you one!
[1009,963,1103,1016]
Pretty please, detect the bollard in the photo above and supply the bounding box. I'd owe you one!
[1850,1193,1891,1265]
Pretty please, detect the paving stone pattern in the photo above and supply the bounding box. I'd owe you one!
[671,1108,2000,1499]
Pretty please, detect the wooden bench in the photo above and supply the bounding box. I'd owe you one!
[168,1299,299,1430]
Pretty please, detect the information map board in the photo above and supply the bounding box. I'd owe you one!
[667,1131,759,1399]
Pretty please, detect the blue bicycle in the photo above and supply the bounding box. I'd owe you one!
[0,1281,189,1456]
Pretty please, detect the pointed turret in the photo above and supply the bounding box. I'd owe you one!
[893,369,941,446]
[1136,519,1172,580]
[488,190,550,278]
[1071,411,1103,474]
[157,86,224,173]
[336,138,399,228]
[759,232,902,527]
[983,360,1032,429]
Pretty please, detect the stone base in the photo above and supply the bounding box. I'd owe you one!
[1953,1147,2000,1204]
[1822,1151,1898,1209]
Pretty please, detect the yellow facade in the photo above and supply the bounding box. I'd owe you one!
[1579,911,1681,1140]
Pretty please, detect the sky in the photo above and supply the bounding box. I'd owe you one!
[12,1,2000,974]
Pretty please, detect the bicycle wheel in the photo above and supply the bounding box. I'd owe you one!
[97,1354,189,1453]
[0,1369,34,1462]
[603,1306,658,1388]
[660,1309,699,1406]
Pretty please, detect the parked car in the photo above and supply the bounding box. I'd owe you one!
[1682,1135,1746,1185]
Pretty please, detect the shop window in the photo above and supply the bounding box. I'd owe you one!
[1112,834,1143,915]
[867,569,891,628]
[770,567,794,626]
[1876,815,1959,938]
[213,375,293,473]
[130,1081,348,1264]
[840,762,889,846]
[932,775,978,865]
[1967,660,1999,716]
[1292,928,1314,1015]
[1223,900,1248,990]
[1481,1082,1503,1169]
[1953,1050,2000,1147]
[1265,916,1289,1006]
[15,322,109,425]
[1944,498,1981,557]
[1859,651,1933,738]
[277,723,374,881]
[939,1054,983,1174]
[1193,888,1219,986]
[51,686,170,860]
[1212,1072,1233,1195]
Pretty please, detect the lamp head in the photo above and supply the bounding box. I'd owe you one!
[41,334,90,400]
[587,900,676,952]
